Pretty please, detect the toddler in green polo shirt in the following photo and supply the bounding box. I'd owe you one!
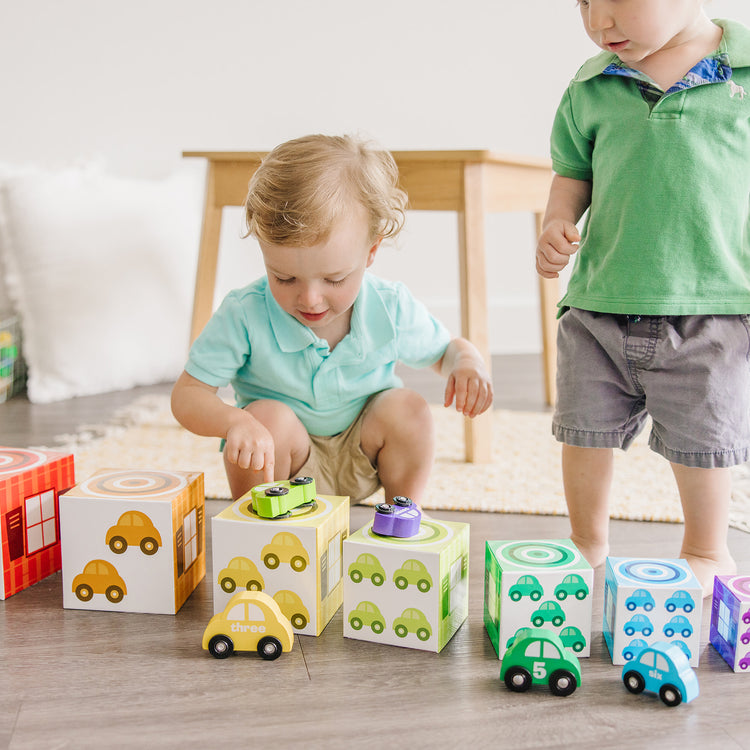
[172,134,493,506]
[537,0,750,594]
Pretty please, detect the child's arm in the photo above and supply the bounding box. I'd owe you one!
[432,338,494,418]
[536,174,592,279]
[170,371,275,483]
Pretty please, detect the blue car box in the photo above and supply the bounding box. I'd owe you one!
[604,558,702,666]
[484,540,594,658]
[710,575,750,673]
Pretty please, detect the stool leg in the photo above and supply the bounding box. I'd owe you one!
[190,163,223,345]
[535,212,559,407]
[458,163,492,463]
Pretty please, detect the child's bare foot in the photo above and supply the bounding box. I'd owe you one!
[571,535,610,568]
[681,548,737,597]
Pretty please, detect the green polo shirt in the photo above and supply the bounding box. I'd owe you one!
[552,19,750,315]
[186,273,451,436]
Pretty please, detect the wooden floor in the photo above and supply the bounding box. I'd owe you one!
[1,355,749,750]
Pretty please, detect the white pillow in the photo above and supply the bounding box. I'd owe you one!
[0,163,204,403]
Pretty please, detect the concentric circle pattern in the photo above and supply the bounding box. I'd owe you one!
[497,541,578,568]
[80,470,187,498]
[615,559,688,585]
[0,448,48,475]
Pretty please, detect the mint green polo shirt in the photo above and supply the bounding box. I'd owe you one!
[552,19,750,315]
[186,273,451,436]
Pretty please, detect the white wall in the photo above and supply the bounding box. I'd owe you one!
[1,0,747,353]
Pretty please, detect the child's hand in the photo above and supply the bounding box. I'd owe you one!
[536,220,580,278]
[224,414,275,484]
[443,355,494,418]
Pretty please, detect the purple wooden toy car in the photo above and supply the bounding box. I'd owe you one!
[372,496,421,538]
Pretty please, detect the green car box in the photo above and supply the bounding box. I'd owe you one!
[343,518,469,652]
[484,540,593,658]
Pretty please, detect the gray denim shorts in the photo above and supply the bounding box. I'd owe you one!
[553,308,750,468]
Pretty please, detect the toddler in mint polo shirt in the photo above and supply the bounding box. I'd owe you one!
[535,1,750,595]
[172,134,493,506]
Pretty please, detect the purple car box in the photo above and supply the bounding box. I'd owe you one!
[372,496,421,538]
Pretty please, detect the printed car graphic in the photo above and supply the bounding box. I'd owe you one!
[393,559,432,592]
[261,532,309,572]
[625,589,655,612]
[622,639,648,661]
[348,553,386,586]
[393,608,432,641]
[348,601,386,634]
[554,574,589,601]
[663,616,693,638]
[218,556,265,593]
[624,614,653,636]
[72,559,127,603]
[105,510,162,555]
[558,626,586,653]
[272,590,310,630]
[665,591,695,613]
[509,575,543,602]
[531,601,566,628]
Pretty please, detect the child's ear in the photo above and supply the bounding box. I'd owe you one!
[366,237,383,267]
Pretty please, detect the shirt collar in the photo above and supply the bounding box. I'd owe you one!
[263,272,396,356]
[264,279,322,353]
[573,18,750,84]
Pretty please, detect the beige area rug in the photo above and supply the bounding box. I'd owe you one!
[42,394,750,533]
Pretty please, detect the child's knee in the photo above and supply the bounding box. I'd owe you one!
[369,388,434,440]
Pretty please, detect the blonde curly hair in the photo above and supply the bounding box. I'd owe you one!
[244,134,407,246]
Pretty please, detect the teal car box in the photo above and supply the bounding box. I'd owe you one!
[484,540,593,658]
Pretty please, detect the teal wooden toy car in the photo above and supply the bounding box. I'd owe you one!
[250,476,316,519]
[500,628,581,696]
[622,641,699,707]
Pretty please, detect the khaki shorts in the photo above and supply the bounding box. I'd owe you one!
[297,397,381,503]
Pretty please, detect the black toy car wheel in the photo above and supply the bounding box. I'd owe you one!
[504,666,532,692]
[393,496,412,507]
[291,476,314,486]
[258,636,283,660]
[623,670,646,694]
[375,503,394,515]
[549,669,578,697]
[208,635,234,659]
[659,684,683,707]
[265,486,289,496]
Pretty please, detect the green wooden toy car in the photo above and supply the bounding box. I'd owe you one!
[500,628,581,696]
[250,476,316,519]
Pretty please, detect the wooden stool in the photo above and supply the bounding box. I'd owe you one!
[183,150,557,464]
